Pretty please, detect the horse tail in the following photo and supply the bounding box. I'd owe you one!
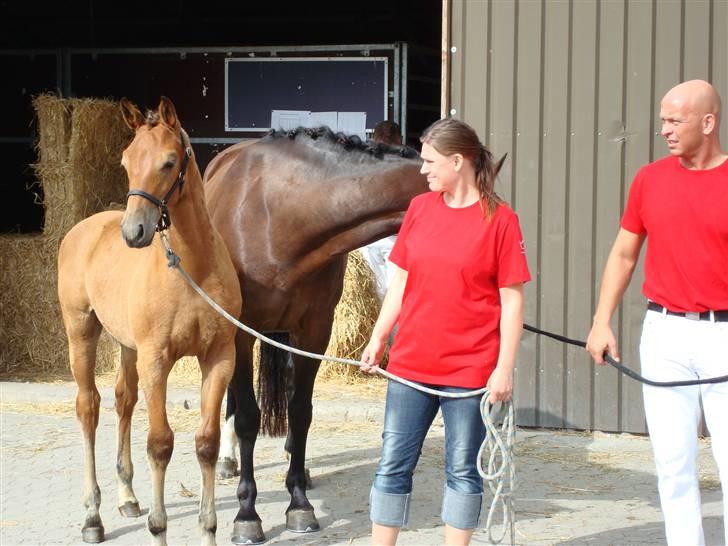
[257,332,290,437]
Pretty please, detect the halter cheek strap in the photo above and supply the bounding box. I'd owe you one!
[126,140,192,232]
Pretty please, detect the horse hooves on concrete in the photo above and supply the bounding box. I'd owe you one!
[118,501,141,518]
[81,525,105,543]
[286,509,320,533]
[231,520,266,545]
[216,457,239,479]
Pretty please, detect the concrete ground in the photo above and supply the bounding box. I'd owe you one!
[0,379,723,546]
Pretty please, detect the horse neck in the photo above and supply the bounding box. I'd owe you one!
[166,161,216,267]
[274,160,424,288]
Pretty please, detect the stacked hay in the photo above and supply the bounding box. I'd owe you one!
[0,95,131,379]
[319,250,385,384]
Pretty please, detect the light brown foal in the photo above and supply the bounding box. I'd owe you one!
[57,97,241,546]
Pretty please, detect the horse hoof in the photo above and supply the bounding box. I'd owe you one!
[286,509,320,533]
[231,520,266,544]
[81,525,105,543]
[118,501,141,518]
[216,457,239,479]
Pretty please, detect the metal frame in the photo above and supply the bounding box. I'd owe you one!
[4,44,408,146]
[224,56,389,132]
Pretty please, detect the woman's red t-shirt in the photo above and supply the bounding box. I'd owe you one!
[387,192,531,388]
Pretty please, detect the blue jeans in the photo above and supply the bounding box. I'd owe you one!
[370,379,485,530]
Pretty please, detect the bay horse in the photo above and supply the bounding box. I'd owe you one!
[203,127,428,544]
[57,97,241,546]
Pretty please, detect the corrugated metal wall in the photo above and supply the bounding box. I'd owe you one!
[448,0,728,433]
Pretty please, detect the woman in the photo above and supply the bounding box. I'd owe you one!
[360,118,530,546]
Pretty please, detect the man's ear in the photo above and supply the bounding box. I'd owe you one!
[702,113,717,135]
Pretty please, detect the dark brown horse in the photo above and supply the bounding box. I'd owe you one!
[58,97,241,546]
[203,128,428,544]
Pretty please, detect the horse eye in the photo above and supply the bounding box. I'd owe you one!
[162,160,175,170]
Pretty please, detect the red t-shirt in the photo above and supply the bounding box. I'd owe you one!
[621,155,728,312]
[387,192,531,388]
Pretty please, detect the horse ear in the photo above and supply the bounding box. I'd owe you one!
[494,153,508,176]
[158,96,179,129]
[120,98,144,130]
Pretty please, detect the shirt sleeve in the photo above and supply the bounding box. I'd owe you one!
[388,197,418,271]
[496,211,532,288]
[621,169,646,234]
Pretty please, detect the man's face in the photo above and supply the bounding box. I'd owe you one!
[659,96,705,158]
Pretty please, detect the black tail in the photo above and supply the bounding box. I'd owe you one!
[258,332,290,437]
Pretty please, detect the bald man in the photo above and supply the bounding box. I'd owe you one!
[587,80,728,545]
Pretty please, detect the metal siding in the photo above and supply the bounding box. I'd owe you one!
[566,0,599,431]
[592,0,626,432]
[512,0,543,426]
[449,0,727,433]
[539,0,570,428]
[621,0,654,434]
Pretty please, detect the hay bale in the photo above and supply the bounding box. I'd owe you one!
[319,250,384,384]
[33,94,132,242]
[0,234,118,378]
[0,96,131,380]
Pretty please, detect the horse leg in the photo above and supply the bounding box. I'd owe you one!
[216,387,239,479]
[230,332,266,545]
[196,343,235,546]
[284,347,323,533]
[66,313,104,543]
[139,357,174,546]
[115,345,141,518]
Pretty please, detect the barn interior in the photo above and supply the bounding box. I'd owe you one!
[1,0,442,233]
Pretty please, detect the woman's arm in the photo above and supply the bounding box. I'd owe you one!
[487,283,525,402]
[360,265,408,372]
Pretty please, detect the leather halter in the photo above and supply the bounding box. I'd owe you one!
[126,135,193,232]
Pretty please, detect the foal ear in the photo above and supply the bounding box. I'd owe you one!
[494,153,508,176]
[158,96,180,130]
[120,98,144,130]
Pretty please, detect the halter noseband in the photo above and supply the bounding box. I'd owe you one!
[126,136,193,232]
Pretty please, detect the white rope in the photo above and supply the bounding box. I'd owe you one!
[161,233,516,544]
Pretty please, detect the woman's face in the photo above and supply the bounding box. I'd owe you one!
[420,142,459,193]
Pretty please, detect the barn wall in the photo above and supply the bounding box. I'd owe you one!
[448,0,728,433]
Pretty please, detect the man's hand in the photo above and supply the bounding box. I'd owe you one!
[586,322,619,365]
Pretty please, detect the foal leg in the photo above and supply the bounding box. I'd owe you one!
[216,387,239,479]
[66,314,104,543]
[197,344,235,546]
[139,357,174,546]
[115,345,141,517]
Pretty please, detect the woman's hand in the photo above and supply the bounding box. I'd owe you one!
[486,366,513,403]
[360,337,385,374]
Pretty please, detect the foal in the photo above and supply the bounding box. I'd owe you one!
[57,97,241,545]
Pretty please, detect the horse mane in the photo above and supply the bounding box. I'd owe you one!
[144,110,162,127]
[262,126,420,160]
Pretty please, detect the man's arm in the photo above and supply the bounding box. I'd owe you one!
[586,228,646,364]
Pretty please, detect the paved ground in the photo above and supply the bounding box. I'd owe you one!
[0,379,724,545]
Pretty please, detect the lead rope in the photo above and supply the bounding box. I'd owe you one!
[159,232,516,544]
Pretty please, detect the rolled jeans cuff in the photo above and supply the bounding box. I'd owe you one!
[369,486,411,528]
[441,485,482,530]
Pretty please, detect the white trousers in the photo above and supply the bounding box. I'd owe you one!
[640,309,728,546]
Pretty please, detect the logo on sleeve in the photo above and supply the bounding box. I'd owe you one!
[519,240,526,254]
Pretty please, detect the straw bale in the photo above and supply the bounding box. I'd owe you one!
[32,94,73,164]
[0,234,118,378]
[32,95,132,242]
[319,251,385,384]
